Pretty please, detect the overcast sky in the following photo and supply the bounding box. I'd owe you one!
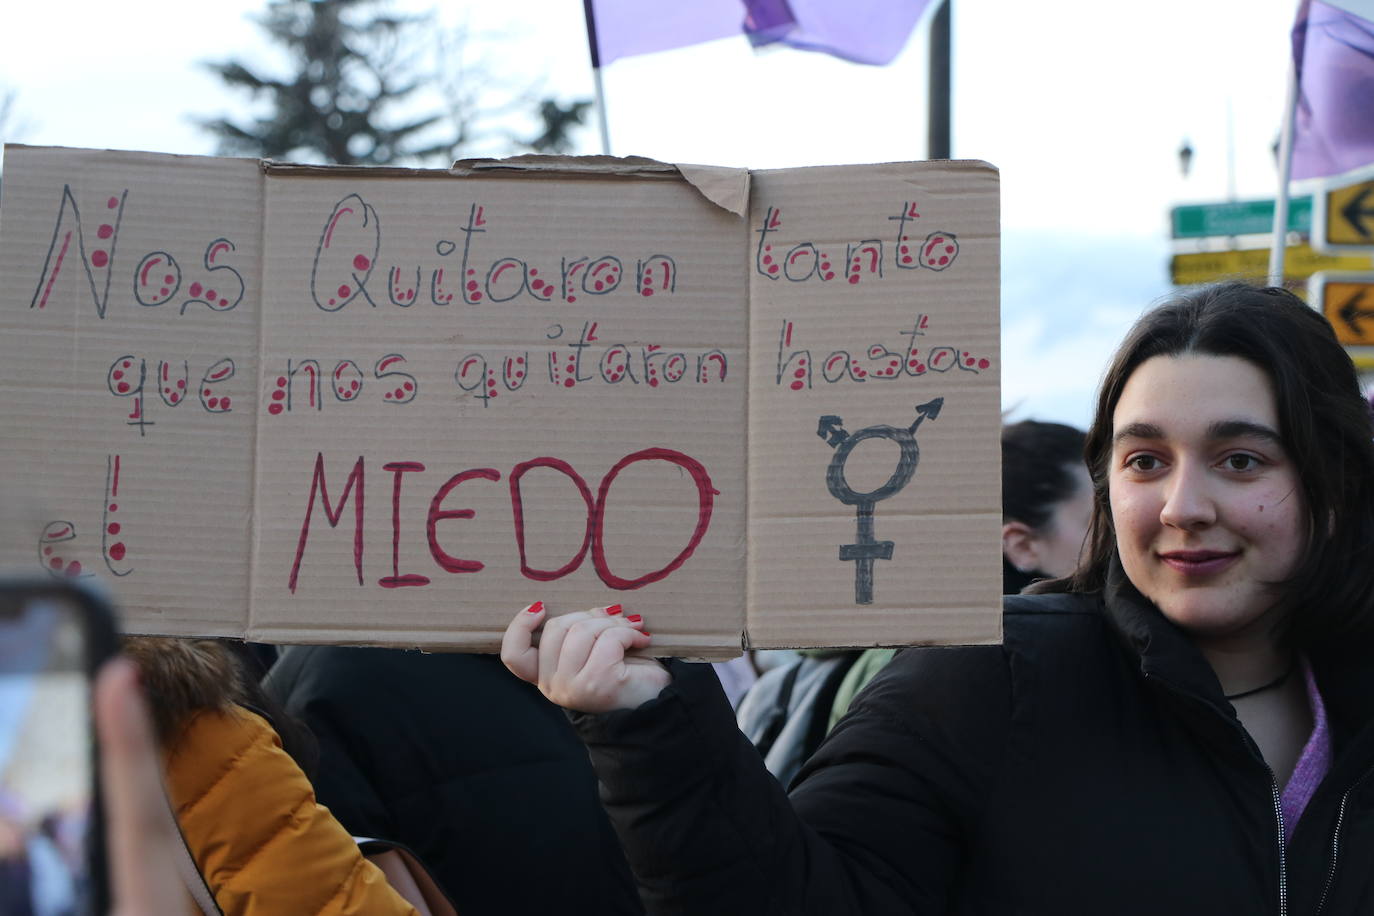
[1,0,1302,426]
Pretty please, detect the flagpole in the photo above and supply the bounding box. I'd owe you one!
[582,0,613,155]
[1269,47,1299,287]
[927,0,951,159]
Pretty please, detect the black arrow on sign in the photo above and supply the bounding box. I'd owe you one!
[1340,186,1374,239]
[1338,288,1374,337]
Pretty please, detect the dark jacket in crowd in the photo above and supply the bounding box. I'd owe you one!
[265,646,643,916]
[572,563,1374,915]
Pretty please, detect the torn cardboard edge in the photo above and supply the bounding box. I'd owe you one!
[257,153,752,217]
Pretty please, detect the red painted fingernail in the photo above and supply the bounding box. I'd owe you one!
[627,614,643,623]
[526,601,544,614]
[641,632,651,638]
[606,604,623,616]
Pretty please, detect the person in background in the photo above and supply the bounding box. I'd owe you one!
[998,419,1091,594]
[123,637,421,916]
[503,282,1374,914]
[827,419,1091,729]
[265,645,644,916]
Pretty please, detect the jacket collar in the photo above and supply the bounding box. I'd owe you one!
[1102,558,1374,756]
[1102,558,1230,710]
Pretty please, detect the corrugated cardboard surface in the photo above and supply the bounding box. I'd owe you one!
[1,147,999,654]
[747,162,1002,648]
[250,169,748,653]
[0,146,262,637]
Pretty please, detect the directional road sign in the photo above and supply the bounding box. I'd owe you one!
[1171,197,1311,239]
[1314,178,1374,251]
[1310,272,1374,347]
[1170,244,1373,287]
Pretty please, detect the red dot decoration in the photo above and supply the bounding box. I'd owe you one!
[268,403,283,415]
[107,197,119,209]
[49,557,63,570]
[848,276,860,285]
[91,251,109,268]
[107,523,121,535]
[108,543,126,561]
[116,382,130,393]
[208,397,220,409]
[337,284,351,298]
[66,561,82,577]
[98,224,114,239]
[642,288,654,297]
[978,358,991,369]
[354,254,371,270]
[790,380,804,390]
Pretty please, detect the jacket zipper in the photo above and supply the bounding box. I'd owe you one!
[1268,771,1287,916]
[1150,675,1287,916]
[1313,764,1374,915]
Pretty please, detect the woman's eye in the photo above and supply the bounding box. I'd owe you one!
[1126,454,1160,472]
[1224,453,1259,471]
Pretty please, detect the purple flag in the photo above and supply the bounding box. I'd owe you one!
[585,0,932,69]
[743,0,933,66]
[585,0,744,67]
[1291,0,1374,180]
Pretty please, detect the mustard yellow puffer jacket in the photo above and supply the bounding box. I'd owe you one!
[164,704,418,916]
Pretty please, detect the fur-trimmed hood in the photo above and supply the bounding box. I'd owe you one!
[123,637,253,748]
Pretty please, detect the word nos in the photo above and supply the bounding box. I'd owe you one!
[287,448,717,591]
[776,316,993,390]
[29,184,246,318]
[754,202,959,285]
[310,197,681,312]
[37,454,133,579]
[108,355,238,435]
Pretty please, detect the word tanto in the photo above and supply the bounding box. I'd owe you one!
[288,448,717,592]
[312,197,680,312]
[754,201,959,285]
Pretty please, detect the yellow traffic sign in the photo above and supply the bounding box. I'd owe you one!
[1170,245,1373,287]
[1314,172,1374,252]
[1310,272,1374,347]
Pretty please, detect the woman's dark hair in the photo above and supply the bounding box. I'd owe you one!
[1001,420,1087,593]
[1043,281,1374,648]
[1002,420,1087,528]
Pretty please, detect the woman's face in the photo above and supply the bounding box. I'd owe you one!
[1108,354,1307,644]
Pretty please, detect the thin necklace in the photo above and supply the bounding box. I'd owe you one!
[1224,661,1297,701]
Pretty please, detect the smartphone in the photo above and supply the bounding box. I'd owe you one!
[0,578,118,916]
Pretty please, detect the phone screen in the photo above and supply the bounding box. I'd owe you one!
[0,591,98,916]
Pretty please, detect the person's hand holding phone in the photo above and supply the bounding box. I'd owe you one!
[95,656,184,915]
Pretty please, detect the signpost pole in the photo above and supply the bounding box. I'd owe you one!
[1269,52,1300,287]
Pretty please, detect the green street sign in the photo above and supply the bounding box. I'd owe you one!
[1171,197,1312,239]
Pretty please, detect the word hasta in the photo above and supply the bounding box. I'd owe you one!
[776,316,993,391]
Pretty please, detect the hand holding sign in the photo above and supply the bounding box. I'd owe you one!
[501,602,669,713]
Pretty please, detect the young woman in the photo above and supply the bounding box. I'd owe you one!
[501,282,1374,915]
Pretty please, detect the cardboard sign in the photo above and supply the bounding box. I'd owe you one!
[0,145,1000,656]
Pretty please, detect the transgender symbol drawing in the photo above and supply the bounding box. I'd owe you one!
[817,398,943,605]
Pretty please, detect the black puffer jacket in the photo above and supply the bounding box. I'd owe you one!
[265,646,644,916]
[573,566,1374,915]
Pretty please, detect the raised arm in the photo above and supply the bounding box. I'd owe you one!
[501,605,1012,915]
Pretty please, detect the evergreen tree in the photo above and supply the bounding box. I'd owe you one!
[203,0,583,165]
